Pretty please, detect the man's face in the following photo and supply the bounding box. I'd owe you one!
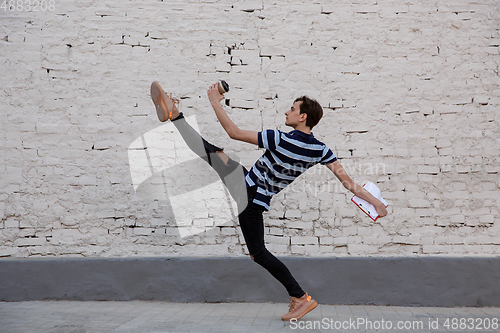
[285,101,304,128]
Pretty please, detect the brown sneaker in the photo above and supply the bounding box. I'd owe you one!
[150,81,178,122]
[281,293,318,321]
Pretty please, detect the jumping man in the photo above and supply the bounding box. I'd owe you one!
[150,82,388,321]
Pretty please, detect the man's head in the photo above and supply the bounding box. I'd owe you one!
[285,96,323,130]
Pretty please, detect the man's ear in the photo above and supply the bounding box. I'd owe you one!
[299,112,307,123]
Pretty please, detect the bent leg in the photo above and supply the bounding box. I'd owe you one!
[238,202,305,298]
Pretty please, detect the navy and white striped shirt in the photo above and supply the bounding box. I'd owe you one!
[244,129,337,210]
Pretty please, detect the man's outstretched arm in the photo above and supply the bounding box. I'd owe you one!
[207,83,259,145]
[326,160,388,217]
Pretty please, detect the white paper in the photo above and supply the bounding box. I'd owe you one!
[351,182,388,220]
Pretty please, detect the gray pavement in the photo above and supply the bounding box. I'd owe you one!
[1,301,499,333]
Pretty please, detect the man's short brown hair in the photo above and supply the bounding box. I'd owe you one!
[294,96,323,129]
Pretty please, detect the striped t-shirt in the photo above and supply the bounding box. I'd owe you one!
[244,129,337,210]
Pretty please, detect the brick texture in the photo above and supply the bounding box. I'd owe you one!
[0,0,499,258]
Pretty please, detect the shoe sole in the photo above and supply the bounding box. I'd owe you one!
[150,81,170,122]
[282,299,318,321]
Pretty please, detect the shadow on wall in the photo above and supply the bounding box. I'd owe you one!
[127,116,238,238]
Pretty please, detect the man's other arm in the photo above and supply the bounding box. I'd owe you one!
[326,160,388,217]
[207,83,259,145]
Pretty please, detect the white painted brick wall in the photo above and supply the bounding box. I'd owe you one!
[0,0,499,258]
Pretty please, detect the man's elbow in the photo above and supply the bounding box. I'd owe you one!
[227,127,240,140]
[227,129,238,140]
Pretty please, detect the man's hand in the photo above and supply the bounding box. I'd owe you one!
[375,202,388,218]
[207,82,224,106]
[327,160,389,219]
[206,82,259,145]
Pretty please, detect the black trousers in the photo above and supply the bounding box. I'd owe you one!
[172,113,305,298]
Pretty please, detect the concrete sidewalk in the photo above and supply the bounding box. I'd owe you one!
[1,301,499,333]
